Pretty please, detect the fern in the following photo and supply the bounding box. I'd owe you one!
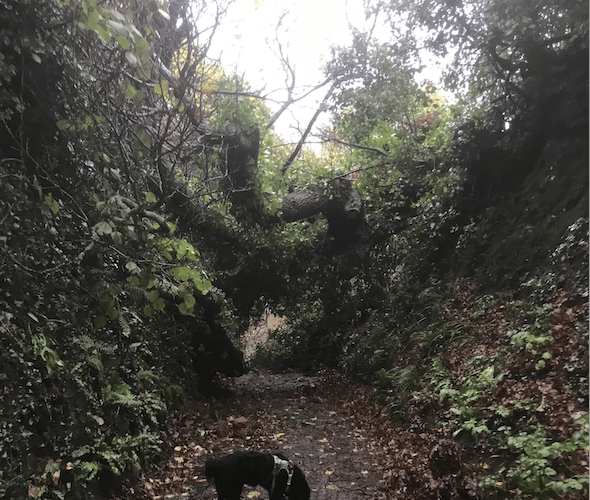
[117,314,131,338]
[122,281,147,302]
[74,432,162,476]
[104,382,141,408]
[79,461,100,481]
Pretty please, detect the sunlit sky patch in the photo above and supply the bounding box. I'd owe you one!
[205,0,449,140]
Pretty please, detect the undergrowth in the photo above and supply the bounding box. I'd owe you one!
[251,273,589,499]
[0,311,191,500]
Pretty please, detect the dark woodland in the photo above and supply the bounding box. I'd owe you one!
[0,0,587,499]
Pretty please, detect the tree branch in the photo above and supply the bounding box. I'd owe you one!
[324,136,390,157]
[280,83,337,174]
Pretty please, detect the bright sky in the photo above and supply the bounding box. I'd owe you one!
[207,0,367,139]
[205,0,449,141]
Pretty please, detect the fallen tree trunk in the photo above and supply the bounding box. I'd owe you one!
[281,188,328,222]
[281,178,362,223]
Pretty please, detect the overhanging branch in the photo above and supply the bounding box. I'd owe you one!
[281,82,337,174]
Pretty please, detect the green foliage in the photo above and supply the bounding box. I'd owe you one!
[341,321,402,381]
[506,303,554,370]
[374,365,419,415]
[434,356,505,438]
[410,320,475,359]
[209,74,272,131]
[507,304,553,352]
[1,0,587,497]
[480,417,589,498]
[32,333,65,375]
[373,0,588,108]
[426,309,588,500]
[326,31,418,142]
[73,430,161,476]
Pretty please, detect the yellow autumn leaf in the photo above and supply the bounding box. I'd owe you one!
[273,433,285,440]
[174,446,182,452]
[325,470,333,475]
[247,492,260,498]
[201,83,216,98]
[319,438,328,443]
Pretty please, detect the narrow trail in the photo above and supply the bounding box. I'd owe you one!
[117,370,396,500]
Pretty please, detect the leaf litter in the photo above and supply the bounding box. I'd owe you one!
[113,286,588,500]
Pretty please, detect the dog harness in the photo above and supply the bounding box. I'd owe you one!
[270,455,295,499]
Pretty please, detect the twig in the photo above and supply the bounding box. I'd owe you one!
[324,137,390,157]
[280,83,337,174]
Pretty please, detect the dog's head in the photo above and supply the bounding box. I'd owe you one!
[286,464,310,500]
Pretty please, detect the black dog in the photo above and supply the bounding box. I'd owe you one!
[205,451,310,500]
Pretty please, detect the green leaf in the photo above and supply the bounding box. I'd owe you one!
[95,25,110,43]
[126,276,140,286]
[95,221,112,235]
[183,293,196,308]
[44,193,60,214]
[178,302,194,315]
[125,261,139,273]
[111,231,123,245]
[176,240,194,260]
[124,83,136,99]
[107,20,127,36]
[145,191,157,203]
[94,315,107,327]
[154,79,169,96]
[125,51,138,66]
[195,276,212,293]
[56,120,70,131]
[172,266,192,282]
[117,35,131,50]
[85,8,100,30]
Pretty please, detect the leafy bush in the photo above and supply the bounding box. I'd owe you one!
[479,417,589,498]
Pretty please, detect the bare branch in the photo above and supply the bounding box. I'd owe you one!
[267,77,333,130]
[280,83,337,174]
[323,136,390,157]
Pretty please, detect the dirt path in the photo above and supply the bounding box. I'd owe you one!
[116,370,394,500]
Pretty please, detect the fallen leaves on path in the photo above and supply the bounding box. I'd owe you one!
[113,370,480,500]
